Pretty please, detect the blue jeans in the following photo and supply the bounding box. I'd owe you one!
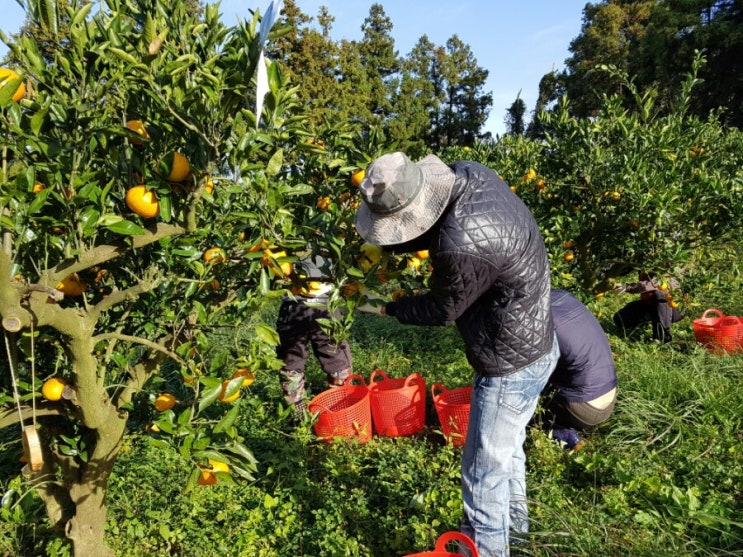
[460,335,559,557]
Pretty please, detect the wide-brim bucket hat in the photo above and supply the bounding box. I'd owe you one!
[354,152,455,246]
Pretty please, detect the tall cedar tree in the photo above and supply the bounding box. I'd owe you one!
[551,0,742,128]
[269,1,492,152]
[358,3,399,126]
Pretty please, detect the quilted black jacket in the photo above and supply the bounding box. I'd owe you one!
[389,161,554,377]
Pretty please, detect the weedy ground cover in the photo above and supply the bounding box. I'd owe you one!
[2,264,741,557]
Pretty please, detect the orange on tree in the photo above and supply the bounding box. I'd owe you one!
[259,249,286,265]
[197,459,230,486]
[33,182,46,193]
[159,151,190,182]
[407,256,423,271]
[317,196,330,212]
[563,239,576,249]
[232,368,255,387]
[246,238,273,253]
[197,470,218,485]
[218,380,240,403]
[203,247,227,264]
[154,393,176,412]
[204,178,214,195]
[341,281,365,297]
[125,119,149,145]
[563,251,575,262]
[414,250,429,259]
[41,377,67,402]
[521,168,537,183]
[209,459,230,474]
[55,273,88,297]
[0,67,26,102]
[351,168,366,187]
[358,242,383,272]
[126,185,160,219]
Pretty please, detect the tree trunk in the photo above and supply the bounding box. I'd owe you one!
[71,407,126,557]
[38,406,128,557]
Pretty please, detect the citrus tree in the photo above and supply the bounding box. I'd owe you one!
[0,0,358,554]
[443,53,743,300]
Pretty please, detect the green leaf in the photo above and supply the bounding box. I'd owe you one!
[197,382,223,414]
[254,323,279,345]
[70,2,94,27]
[213,404,240,434]
[159,195,172,222]
[225,442,258,466]
[176,407,193,426]
[105,219,146,236]
[265,149,283,176]
[42,0,59,36]
[80,207,101,237]
[109,47,141,67]
[30,105,49,136]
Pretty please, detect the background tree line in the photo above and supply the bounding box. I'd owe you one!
[6,0,740,150]
[521,0,743,136]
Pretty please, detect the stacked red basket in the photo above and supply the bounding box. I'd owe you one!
[693,308,743,354]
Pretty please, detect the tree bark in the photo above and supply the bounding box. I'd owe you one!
[64,408,128,557]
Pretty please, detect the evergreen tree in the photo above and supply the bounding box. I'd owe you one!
[639,0,743,127]
[358,3,399,126]
[270,1,341,126]
[438,35,492,146]
[506,93,527,136]
[560,0,654,119]
[389,35,440,156]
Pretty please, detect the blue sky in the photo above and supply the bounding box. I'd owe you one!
[1,0,588,136]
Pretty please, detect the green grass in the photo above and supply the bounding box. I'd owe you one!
[2,286,742,556]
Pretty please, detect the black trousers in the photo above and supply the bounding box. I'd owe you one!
[613,298,684,342]
[276,299,352,403]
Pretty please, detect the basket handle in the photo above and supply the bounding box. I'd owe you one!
[719,316,741,326]
[369,369,389,385]
[702,308,724,319]
[431,382,446,400]
[435,531,479,556]
[404,372,424,388]
[345,374,367,387]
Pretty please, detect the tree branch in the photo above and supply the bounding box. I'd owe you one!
[43,222,187,284]
[91,332,186,367]
[0,404,64,430]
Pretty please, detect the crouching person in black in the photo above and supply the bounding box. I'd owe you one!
[613,273,685,343]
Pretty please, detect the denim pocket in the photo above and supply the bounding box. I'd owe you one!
[498,368,547,414]
[498,343,557,414]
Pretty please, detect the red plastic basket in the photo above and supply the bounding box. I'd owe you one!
[368,369,426,437]
[404,531,479,557]
[693,308,724,348]
[431,383,472,447]
[308,374,372,443]
[693,309,743,353]
[716,315,743,353]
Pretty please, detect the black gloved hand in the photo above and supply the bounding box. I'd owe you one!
[385,301,398,317]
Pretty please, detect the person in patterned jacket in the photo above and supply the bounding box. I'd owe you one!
[354,151,558,557]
